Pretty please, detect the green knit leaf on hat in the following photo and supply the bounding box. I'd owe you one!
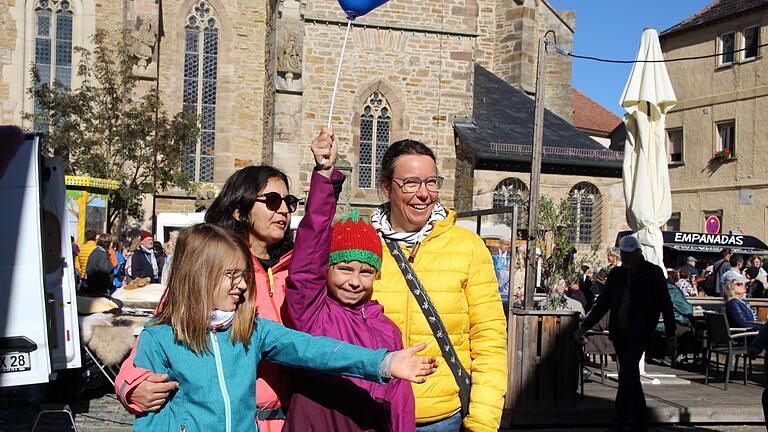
[339,208,370,224]
[340,208,362,223]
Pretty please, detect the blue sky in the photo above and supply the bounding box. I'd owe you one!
[548,0,713,116]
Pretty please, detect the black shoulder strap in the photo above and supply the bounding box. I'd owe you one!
[383,238,471,417]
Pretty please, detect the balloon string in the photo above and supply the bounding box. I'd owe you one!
[327,20,352,128]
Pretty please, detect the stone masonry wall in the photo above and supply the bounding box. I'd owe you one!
[159,0,271,184]
[270,0,478,209]
[302,0,478,34]
[294,25,474,208]
[476,0,574,122]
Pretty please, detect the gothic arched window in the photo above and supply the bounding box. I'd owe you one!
[492,178,528,225]
[568,182,601,244]
[32,0,73,131]
[182,0,219,183]
[359,91,391,189]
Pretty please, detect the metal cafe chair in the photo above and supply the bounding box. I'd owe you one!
[31,404,78,431]
[703,311,758,390]
[584,329,613,384]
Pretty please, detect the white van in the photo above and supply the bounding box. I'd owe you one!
[0,134,81,387]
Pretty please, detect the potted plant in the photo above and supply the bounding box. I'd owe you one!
[711,148,732,162]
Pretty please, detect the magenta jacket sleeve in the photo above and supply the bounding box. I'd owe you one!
[286,169,344,332]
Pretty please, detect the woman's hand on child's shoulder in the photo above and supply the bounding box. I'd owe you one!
[389,343,439,384]
[311,126,337,176]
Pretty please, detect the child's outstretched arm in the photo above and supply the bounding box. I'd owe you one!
[286,127,344,331]
[257,318,438,384]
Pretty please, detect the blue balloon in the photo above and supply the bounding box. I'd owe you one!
[337,0,388,20]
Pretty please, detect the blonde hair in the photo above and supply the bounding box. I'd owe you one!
[152,223,256,353]
[128,237,142,252]
[722,279,741,302]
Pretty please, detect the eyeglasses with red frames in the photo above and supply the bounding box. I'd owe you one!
[224,268,254,289]
[255,192,299,213]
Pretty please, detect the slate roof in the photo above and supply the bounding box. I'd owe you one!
[454,64,623,177]
[571,88,622,135]
[661,0,768,38]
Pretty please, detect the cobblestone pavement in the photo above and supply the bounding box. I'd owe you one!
[0,381,764,432]
[0,373,134,432]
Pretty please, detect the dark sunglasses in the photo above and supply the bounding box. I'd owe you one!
[255,192,299,213]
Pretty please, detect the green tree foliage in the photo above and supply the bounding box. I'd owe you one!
[26,30,198,232]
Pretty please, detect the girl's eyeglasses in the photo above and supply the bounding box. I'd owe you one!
[224,269,254,289]
[255,192,299,213]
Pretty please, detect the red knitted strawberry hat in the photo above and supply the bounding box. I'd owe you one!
[329,209,382,271]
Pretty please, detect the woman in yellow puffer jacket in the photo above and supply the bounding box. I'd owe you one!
[370,139,507,432]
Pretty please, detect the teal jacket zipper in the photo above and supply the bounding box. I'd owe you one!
[210,331,232,432]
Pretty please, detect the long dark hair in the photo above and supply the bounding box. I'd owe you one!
[205,165,294,257]
[378,139,436,190]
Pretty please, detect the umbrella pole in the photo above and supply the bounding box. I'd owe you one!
[327,20,353,128]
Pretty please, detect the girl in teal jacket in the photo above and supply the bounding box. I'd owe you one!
[133,224,437,432]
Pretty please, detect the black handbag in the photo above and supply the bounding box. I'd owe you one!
[383,238,471,418]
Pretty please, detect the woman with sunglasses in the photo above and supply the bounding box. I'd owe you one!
[115,165,300,432]
[723,271,761,329]
[368,140,508,432]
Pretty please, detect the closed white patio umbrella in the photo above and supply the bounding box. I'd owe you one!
[619,27,678,384]
[621,27,677,271]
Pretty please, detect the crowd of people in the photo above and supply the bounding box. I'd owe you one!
[491,237,768,333]
[73,230,175,297]
[487,233,768,430]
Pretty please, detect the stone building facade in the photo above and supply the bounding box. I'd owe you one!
[660,0,768,239]
[273,0,480,210]
[1,0,628,250]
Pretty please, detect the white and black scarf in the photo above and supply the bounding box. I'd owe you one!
[370,202,447,247]
[209,310,236,331]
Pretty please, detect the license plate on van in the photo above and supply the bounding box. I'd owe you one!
[0,352,31,373]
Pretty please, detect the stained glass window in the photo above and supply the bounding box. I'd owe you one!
[358,92,391,189]
[32,0,73,131]
[568,183,601,244]
[183,1,219,183]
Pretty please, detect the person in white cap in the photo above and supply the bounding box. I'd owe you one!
[575,235,676,432]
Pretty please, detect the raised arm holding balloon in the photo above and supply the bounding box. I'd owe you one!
[282,127,433,431]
